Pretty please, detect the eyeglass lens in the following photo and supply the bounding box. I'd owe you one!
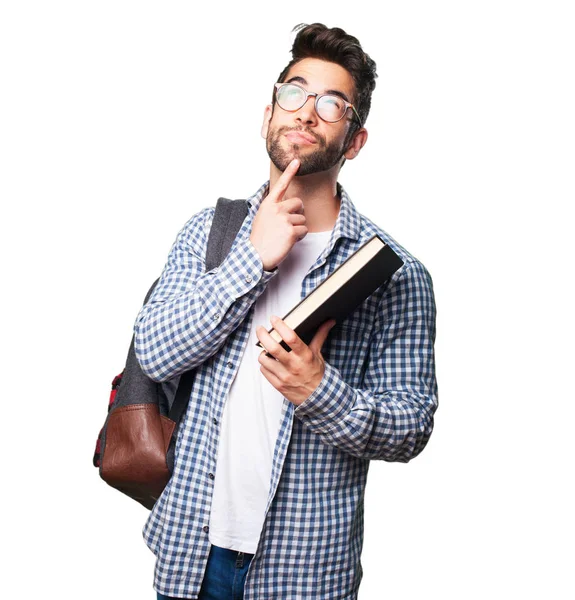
[276,84,346,122]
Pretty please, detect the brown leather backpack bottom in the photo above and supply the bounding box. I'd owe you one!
[100,404,176,509]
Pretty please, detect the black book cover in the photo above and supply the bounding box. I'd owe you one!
[256,235,404,352]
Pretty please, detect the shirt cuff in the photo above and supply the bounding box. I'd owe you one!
[206,235,278,306]
[294,362,356,435]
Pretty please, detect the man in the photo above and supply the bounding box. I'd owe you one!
[135,23,438,600]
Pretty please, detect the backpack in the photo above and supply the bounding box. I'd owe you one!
[93,197,249,509]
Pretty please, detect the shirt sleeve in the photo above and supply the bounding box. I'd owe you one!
[294,259,438,462]
[134,207,278,382]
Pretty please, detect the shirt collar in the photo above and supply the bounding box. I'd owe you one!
[246,180,362,244]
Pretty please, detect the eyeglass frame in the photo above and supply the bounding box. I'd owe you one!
[273,82,363,128]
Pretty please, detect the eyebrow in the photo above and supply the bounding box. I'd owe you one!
[285,76,351,104]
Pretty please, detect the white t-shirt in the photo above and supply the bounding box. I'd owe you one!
[208,230,332,553]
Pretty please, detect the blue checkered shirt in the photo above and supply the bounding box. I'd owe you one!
[134,181,438,599]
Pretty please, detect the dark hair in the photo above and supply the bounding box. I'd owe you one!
[275,23,377,132]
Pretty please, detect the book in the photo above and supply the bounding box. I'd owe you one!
[255,234,404,352]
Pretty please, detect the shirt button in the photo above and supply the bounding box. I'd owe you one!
[246,276,252,283]
[213,313,220,321]
[213,418,218,424]
[208,473,215,480]
[227,361,233,368]
[203,526,209,533]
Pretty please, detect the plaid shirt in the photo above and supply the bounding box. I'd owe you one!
[134,181,438,600]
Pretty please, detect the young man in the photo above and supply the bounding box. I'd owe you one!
[135,23,438,600]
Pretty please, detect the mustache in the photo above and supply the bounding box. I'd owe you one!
[277,126,325,146]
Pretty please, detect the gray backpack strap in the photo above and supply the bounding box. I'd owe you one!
[167,198,248,427]
[205,198,249,272]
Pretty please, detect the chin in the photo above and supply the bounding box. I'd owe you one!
[267,134,341,176]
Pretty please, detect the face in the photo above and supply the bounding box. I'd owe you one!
[261,57,364,177]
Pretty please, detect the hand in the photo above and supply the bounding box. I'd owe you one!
[256,315,336,406]
[250,159,307,272]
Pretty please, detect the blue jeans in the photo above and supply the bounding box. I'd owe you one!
[156,544,255,600]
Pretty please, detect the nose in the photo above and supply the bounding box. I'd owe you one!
[295,96,318,126]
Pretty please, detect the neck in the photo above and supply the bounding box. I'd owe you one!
[268,162,341,233]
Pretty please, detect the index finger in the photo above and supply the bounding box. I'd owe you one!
[269,315,304,354]
[268,159,300,203]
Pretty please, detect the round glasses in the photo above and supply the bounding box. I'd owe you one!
[274,82,362,127]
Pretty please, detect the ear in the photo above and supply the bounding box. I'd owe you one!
[344,127,368,160]
[261,105,273,139]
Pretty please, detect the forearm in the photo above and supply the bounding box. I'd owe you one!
[134,214,277,381]
[295,259,438,461]
[294,362,437,461]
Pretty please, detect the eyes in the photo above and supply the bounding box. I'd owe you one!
[275,82,350,123]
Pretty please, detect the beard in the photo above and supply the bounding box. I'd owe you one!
[266,125,347,176]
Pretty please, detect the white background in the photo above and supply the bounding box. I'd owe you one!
[1,1,573,598]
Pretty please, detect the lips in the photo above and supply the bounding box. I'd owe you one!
[285,131,317,145]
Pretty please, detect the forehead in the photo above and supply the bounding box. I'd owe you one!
[283,57,356,100]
